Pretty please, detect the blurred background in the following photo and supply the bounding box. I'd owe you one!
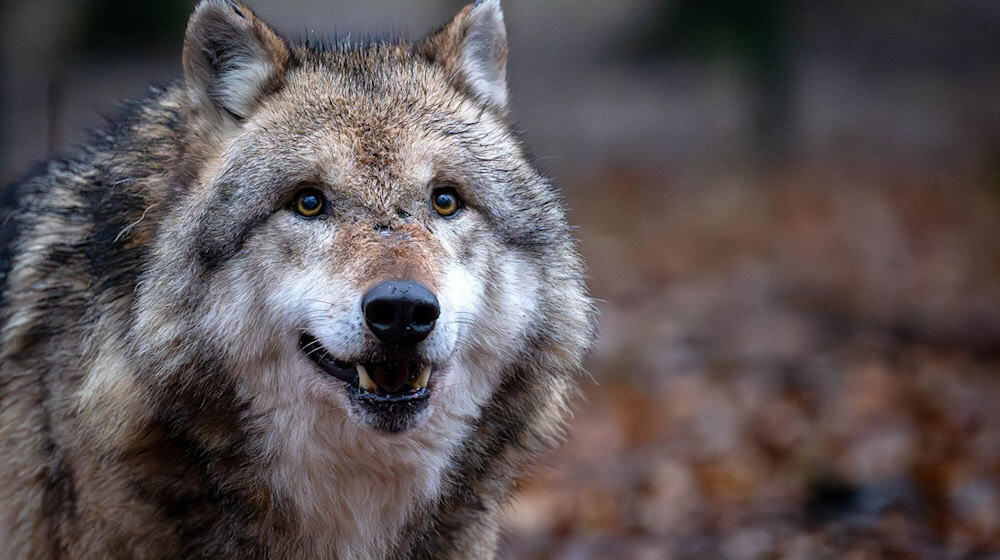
[3,1,1000,558]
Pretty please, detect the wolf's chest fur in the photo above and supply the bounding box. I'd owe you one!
[249,358,490,558]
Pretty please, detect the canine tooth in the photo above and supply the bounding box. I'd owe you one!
[412,365,432,389]
[356,365,377,393]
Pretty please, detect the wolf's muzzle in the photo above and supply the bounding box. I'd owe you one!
[362,280,440,346]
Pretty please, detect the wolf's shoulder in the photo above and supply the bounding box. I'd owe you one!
[0,84,182,317]
[0,159,77,311]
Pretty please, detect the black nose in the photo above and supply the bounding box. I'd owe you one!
[362,280,440,346]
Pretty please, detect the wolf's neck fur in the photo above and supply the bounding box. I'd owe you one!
[243,355,487,559]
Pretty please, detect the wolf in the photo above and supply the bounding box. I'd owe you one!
[0,0,594,558]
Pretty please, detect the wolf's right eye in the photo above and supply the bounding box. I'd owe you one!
[293,189,325,218]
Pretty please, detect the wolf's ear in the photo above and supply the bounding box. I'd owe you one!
[418,0,509,112]
[182,0,291,122]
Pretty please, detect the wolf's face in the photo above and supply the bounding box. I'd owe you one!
[178,73,535,433]
[132,0,575,440]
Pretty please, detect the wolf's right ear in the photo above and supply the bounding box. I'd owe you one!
[182,0,291,122]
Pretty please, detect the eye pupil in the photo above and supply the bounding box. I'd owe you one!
[432,187,461,217]
[295,189,325,217]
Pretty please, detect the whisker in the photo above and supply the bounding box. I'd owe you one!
[302,299,341,307]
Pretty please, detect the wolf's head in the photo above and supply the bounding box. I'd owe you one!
[124,0,591,449]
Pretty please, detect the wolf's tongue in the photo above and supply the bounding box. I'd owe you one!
[372,363,410,393]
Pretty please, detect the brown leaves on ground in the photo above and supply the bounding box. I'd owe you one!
[499,163,1000,559]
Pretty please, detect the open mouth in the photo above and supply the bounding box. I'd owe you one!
[298,333,432,402]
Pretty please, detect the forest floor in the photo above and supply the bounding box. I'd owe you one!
[498,162,1000,560]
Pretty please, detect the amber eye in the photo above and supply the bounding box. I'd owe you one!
[294,189,325,217]
[431,187,462,217]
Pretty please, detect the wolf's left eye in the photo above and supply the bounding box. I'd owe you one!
[293,189,325,218]
[431,187,462,217]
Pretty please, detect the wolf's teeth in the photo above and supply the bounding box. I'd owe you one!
[357,365,377,393]
[412,365,432,389]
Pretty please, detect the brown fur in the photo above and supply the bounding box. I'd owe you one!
[0,1,595,558]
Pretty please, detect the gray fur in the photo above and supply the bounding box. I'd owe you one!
[0,1,595,558]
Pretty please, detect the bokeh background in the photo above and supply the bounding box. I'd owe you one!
[3,1,1000,558]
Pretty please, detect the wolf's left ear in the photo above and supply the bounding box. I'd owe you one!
[418,0,509,112]
[182,0,291,122]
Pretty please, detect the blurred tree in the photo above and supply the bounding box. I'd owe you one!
[641,0,794,159]
[74,0,190,52]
